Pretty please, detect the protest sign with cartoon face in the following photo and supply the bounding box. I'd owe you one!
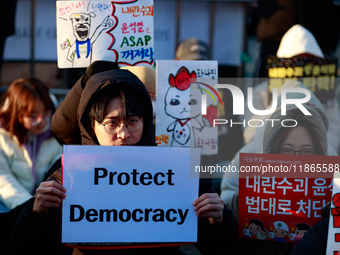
[57,0,154,68]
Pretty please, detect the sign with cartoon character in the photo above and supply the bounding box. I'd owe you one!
[155,60,219,155]
[242,218,268,240]
[326,171,340,255]
[239,153,336,244]
[287,222,310,242]
[57,0,154,68]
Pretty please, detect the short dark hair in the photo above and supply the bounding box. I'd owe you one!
[87,83,147,142]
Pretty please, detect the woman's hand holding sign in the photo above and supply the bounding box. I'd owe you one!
[193,193,224,225]
[33,181,66,217]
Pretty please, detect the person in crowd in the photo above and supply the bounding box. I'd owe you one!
[254,0,340,78]
[0,78,62,212]
[49,61,119,146]
[220,80,338,204]
[175,37,211,61]
[224,98,330,254]
[7,62,237,255]
[244,24,340,152]
[0,78,62,247]
[120,66,155,100]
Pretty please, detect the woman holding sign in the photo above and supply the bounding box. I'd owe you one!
[7,62,237,254]
[224,95,332,255]
[220,80,338,204]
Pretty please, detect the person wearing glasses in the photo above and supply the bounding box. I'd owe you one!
[220,80,338,205]
[0,78,62,213]
[267,119,322,157]
[7,64,236,254]
[220,100,332,255]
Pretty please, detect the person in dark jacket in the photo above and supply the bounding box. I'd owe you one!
[6,62,237,255]
[289,204,330,255]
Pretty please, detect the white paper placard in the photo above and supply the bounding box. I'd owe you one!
[56,0,154,68]
[62,145,200,243]
[155,60,219,155]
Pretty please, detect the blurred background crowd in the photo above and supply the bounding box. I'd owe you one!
[1,0,340,88]
[1,0,340,201]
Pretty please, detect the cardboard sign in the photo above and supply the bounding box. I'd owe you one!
[239,153,338,244]
[56,0,154,68]
[326,171,340,255]
[155,60,219,155]
[62,145,200,243]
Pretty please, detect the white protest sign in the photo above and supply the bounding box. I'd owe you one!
[56,0,154,68]
[62,145,200,243]
[155,60,219,155]
[326,171,340,254]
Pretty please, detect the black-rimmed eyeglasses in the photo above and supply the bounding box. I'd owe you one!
[278,148,317,156]
[100,117,143,134]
